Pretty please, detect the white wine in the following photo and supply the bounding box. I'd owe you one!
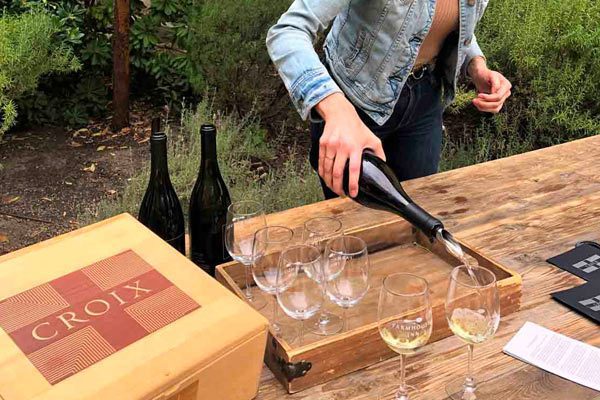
[379,320,431,355]
[448,308,497,344]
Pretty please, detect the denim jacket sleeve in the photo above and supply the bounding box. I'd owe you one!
[266,0,349,120]
[461,34,485,77]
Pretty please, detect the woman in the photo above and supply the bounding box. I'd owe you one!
[266,0,511,199]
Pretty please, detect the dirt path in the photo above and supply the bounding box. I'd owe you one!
[0,126,146,255]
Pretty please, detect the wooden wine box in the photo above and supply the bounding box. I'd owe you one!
[216,216,522,393]
[0,213,269,400]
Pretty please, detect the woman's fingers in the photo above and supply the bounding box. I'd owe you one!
[477,79,512,102]
[332,150,349,196]
[473,89,511,113]
[347,151,362,197]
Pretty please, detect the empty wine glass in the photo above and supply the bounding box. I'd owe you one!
[378,273,433,400]
[276,244,324,345]
[302,216,344,336]
[445,265,500,400]
[252,225,297,341]
[323,235,370,332]
[225,200,267,310]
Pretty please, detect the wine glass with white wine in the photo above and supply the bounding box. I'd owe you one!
[445,265,500,400]
[377,273,433,400]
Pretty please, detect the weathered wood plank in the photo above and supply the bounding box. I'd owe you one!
[257,135,600,399]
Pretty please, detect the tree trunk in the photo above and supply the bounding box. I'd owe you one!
[112,0,130,130]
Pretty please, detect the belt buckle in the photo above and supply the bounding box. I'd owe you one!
[410,65,427,80]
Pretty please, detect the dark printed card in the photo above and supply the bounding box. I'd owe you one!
[547,243,600,281]
[552,280,600,325]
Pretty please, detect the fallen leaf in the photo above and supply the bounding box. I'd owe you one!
[119,146,129,149]
[73,128,88,137]
[0,233,8,243]
[137,137,149,144]
[1,195,20,205]
[83,163,96,173]
[62,211,67,217]
[65,181,73,186]
[97,145,106,152]
[107,189,117,195]
[69,141,83,148]
[110,152,116,157]
[41,197,52,202]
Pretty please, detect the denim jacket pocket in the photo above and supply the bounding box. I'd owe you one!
[343,29,369,77]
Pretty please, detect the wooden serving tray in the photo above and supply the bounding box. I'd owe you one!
[216,218,522,393]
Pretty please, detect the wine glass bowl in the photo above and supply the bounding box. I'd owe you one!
[276,244,324,344]
[225,200,267,310]
[377,273,432,400]
[446,265,500,345]
[445,265,500,400]
[323,235,370,332]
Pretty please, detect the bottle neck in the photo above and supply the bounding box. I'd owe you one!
[201,132,219,168]
[150,138,170,183]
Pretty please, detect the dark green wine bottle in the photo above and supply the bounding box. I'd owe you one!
[138,118,186,254]
[189,124,232,276]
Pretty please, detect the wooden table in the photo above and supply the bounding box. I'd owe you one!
[256,135,600,400]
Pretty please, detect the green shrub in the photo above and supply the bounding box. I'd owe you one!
[0,11,80,137]
[186,0,295,123]
[82,99,322,224]
[5,0,194,129]
[476,0,600,145]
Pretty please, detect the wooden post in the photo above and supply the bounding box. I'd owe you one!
[112,0,130,130]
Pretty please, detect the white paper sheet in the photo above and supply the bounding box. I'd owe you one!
[503,321,600,392]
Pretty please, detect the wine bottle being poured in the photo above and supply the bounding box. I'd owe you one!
[342,151,481,285]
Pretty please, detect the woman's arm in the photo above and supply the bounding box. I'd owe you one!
[266,1,385,198]
[266,0,349,121]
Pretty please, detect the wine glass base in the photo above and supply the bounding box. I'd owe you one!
[244,287,267,310]
[307,311,343,336]
[378,384,420,400]
[446,378,485,400]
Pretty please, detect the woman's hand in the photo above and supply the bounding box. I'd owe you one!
[468,57,512,113]
[315,93,385,198]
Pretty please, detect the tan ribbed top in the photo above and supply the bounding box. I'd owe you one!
[415,0,459,66]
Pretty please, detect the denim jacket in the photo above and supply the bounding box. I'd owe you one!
[267,0,489,126]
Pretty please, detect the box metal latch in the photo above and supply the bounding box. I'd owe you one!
[276,357,312,382]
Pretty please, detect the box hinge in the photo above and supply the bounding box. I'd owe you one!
[276,356,312,382]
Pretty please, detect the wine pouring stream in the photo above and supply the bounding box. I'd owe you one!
[343,151,482,287]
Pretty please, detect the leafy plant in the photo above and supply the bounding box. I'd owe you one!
[0,11,80,137]
[476,0,600,145]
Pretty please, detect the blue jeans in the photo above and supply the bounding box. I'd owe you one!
[309,67,444,199]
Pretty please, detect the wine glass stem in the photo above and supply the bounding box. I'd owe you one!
[342,307,347,332]
[244,264,253,300]
[299,319,305,346]
[272,295,279,326]
[465,344,476,391]
[399,353,408,396]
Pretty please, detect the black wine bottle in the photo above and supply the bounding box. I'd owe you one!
[138,118,186,254]
[189,124,232,276]
[343,151,443,238]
